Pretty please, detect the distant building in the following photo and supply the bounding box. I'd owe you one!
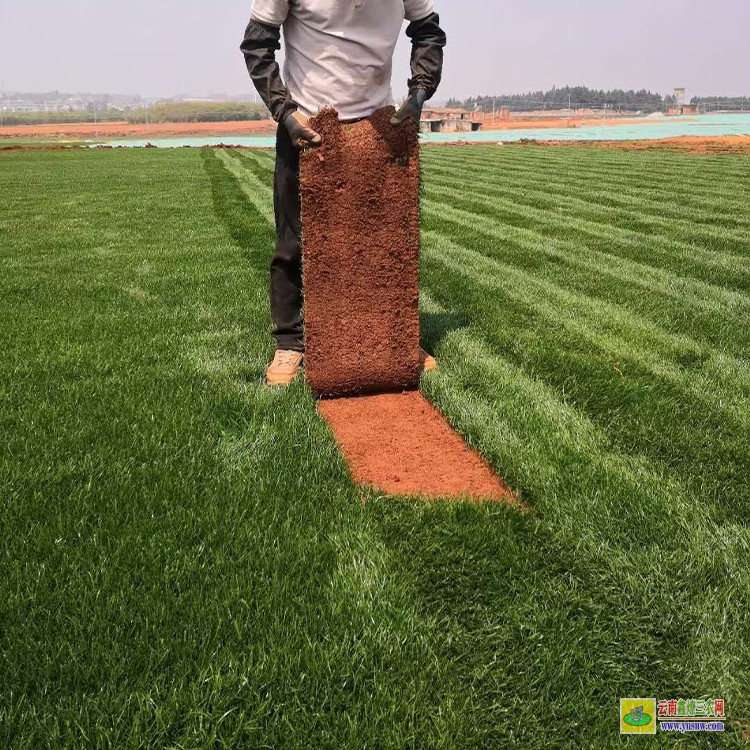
[667,87,698,116]
[2,100,38,112]
[420,107,482,133]
[667,104,698,115]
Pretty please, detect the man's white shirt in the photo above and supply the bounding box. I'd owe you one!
[251,0,434,120]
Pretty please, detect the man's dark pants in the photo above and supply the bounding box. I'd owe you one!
[271,121,304,352]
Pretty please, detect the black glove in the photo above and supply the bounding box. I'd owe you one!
[405,13,446,99]
[284,111,322,148]
[390,88,429,127]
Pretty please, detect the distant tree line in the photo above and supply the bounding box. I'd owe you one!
[1,101,270,127]
[690,96,748,111]
[0,109,126,126]
[126,102,269,124]
[446,86,672,114]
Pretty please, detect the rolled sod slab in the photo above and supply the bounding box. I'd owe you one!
[300,106,421,397]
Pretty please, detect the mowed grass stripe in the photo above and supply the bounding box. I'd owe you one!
[426,147,750,208]
[214,148,273,223]
[416,293,750,732]
[419,291,745,553]
[429,144,750,187]
[237,148,276,172]
[422,181,750,319]
[421,198,750,359]
[426,159,750,238]
[426,151,750,222]
[0,149,469,749]
[230,147,276,182]
[418,292,750,744]
[423,180,750,288]
[424,158,750,258]
[3,145,749,747]
[421,232,750,522]
[422,228,750,414]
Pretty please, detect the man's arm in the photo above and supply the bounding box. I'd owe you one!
[391,12,447,126]
[240,19,296,124]
[240,18,321,146]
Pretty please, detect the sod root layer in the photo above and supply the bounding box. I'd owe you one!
[318,392,513,501]
[300,107,421,397]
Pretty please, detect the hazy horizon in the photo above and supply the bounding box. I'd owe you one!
[1,0,748,102]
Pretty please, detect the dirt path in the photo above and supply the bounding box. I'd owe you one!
[477,113,655,132]
[0,120,276,140]
[318,392,513,501]
[514,135,750,155]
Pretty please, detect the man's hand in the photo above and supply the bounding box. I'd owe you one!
[284,111,322,148]
[390,89,428,127]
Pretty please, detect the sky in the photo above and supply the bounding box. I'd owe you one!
[0,0,748,101]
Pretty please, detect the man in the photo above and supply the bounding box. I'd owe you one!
[241,0,446,386]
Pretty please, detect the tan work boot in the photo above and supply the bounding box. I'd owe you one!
[420,347,438,373]
[266,350,304,386]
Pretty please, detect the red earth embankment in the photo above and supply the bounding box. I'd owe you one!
[509,134,750,155]
[0,119,276,140]
[475,112,656,132]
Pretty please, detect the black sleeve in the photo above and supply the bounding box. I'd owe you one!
[240,19,297,123]
[405,12,447,100]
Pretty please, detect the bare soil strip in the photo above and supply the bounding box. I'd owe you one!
[505,134,750,155]
[0,120,275,139]
[318,392,514,501]
[300,107,421,397]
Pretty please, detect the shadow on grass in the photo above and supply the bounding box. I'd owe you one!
[201,148,274,267]
[420,310,470,356]
[199,149,276,386]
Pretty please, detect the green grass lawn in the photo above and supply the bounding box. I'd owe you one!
[1,144,748,748]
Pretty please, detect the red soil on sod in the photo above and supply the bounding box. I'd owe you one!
[300,107,421,397]
[299,108,512,501]
[318,392,513,501]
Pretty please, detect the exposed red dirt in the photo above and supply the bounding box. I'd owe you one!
[420,134,750,155]
[318,392,514,501]
[475,112,654,132]
[300,107,421,397]
[0,119,275,140]
[507,134,750,155]
[578,134,750,155]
